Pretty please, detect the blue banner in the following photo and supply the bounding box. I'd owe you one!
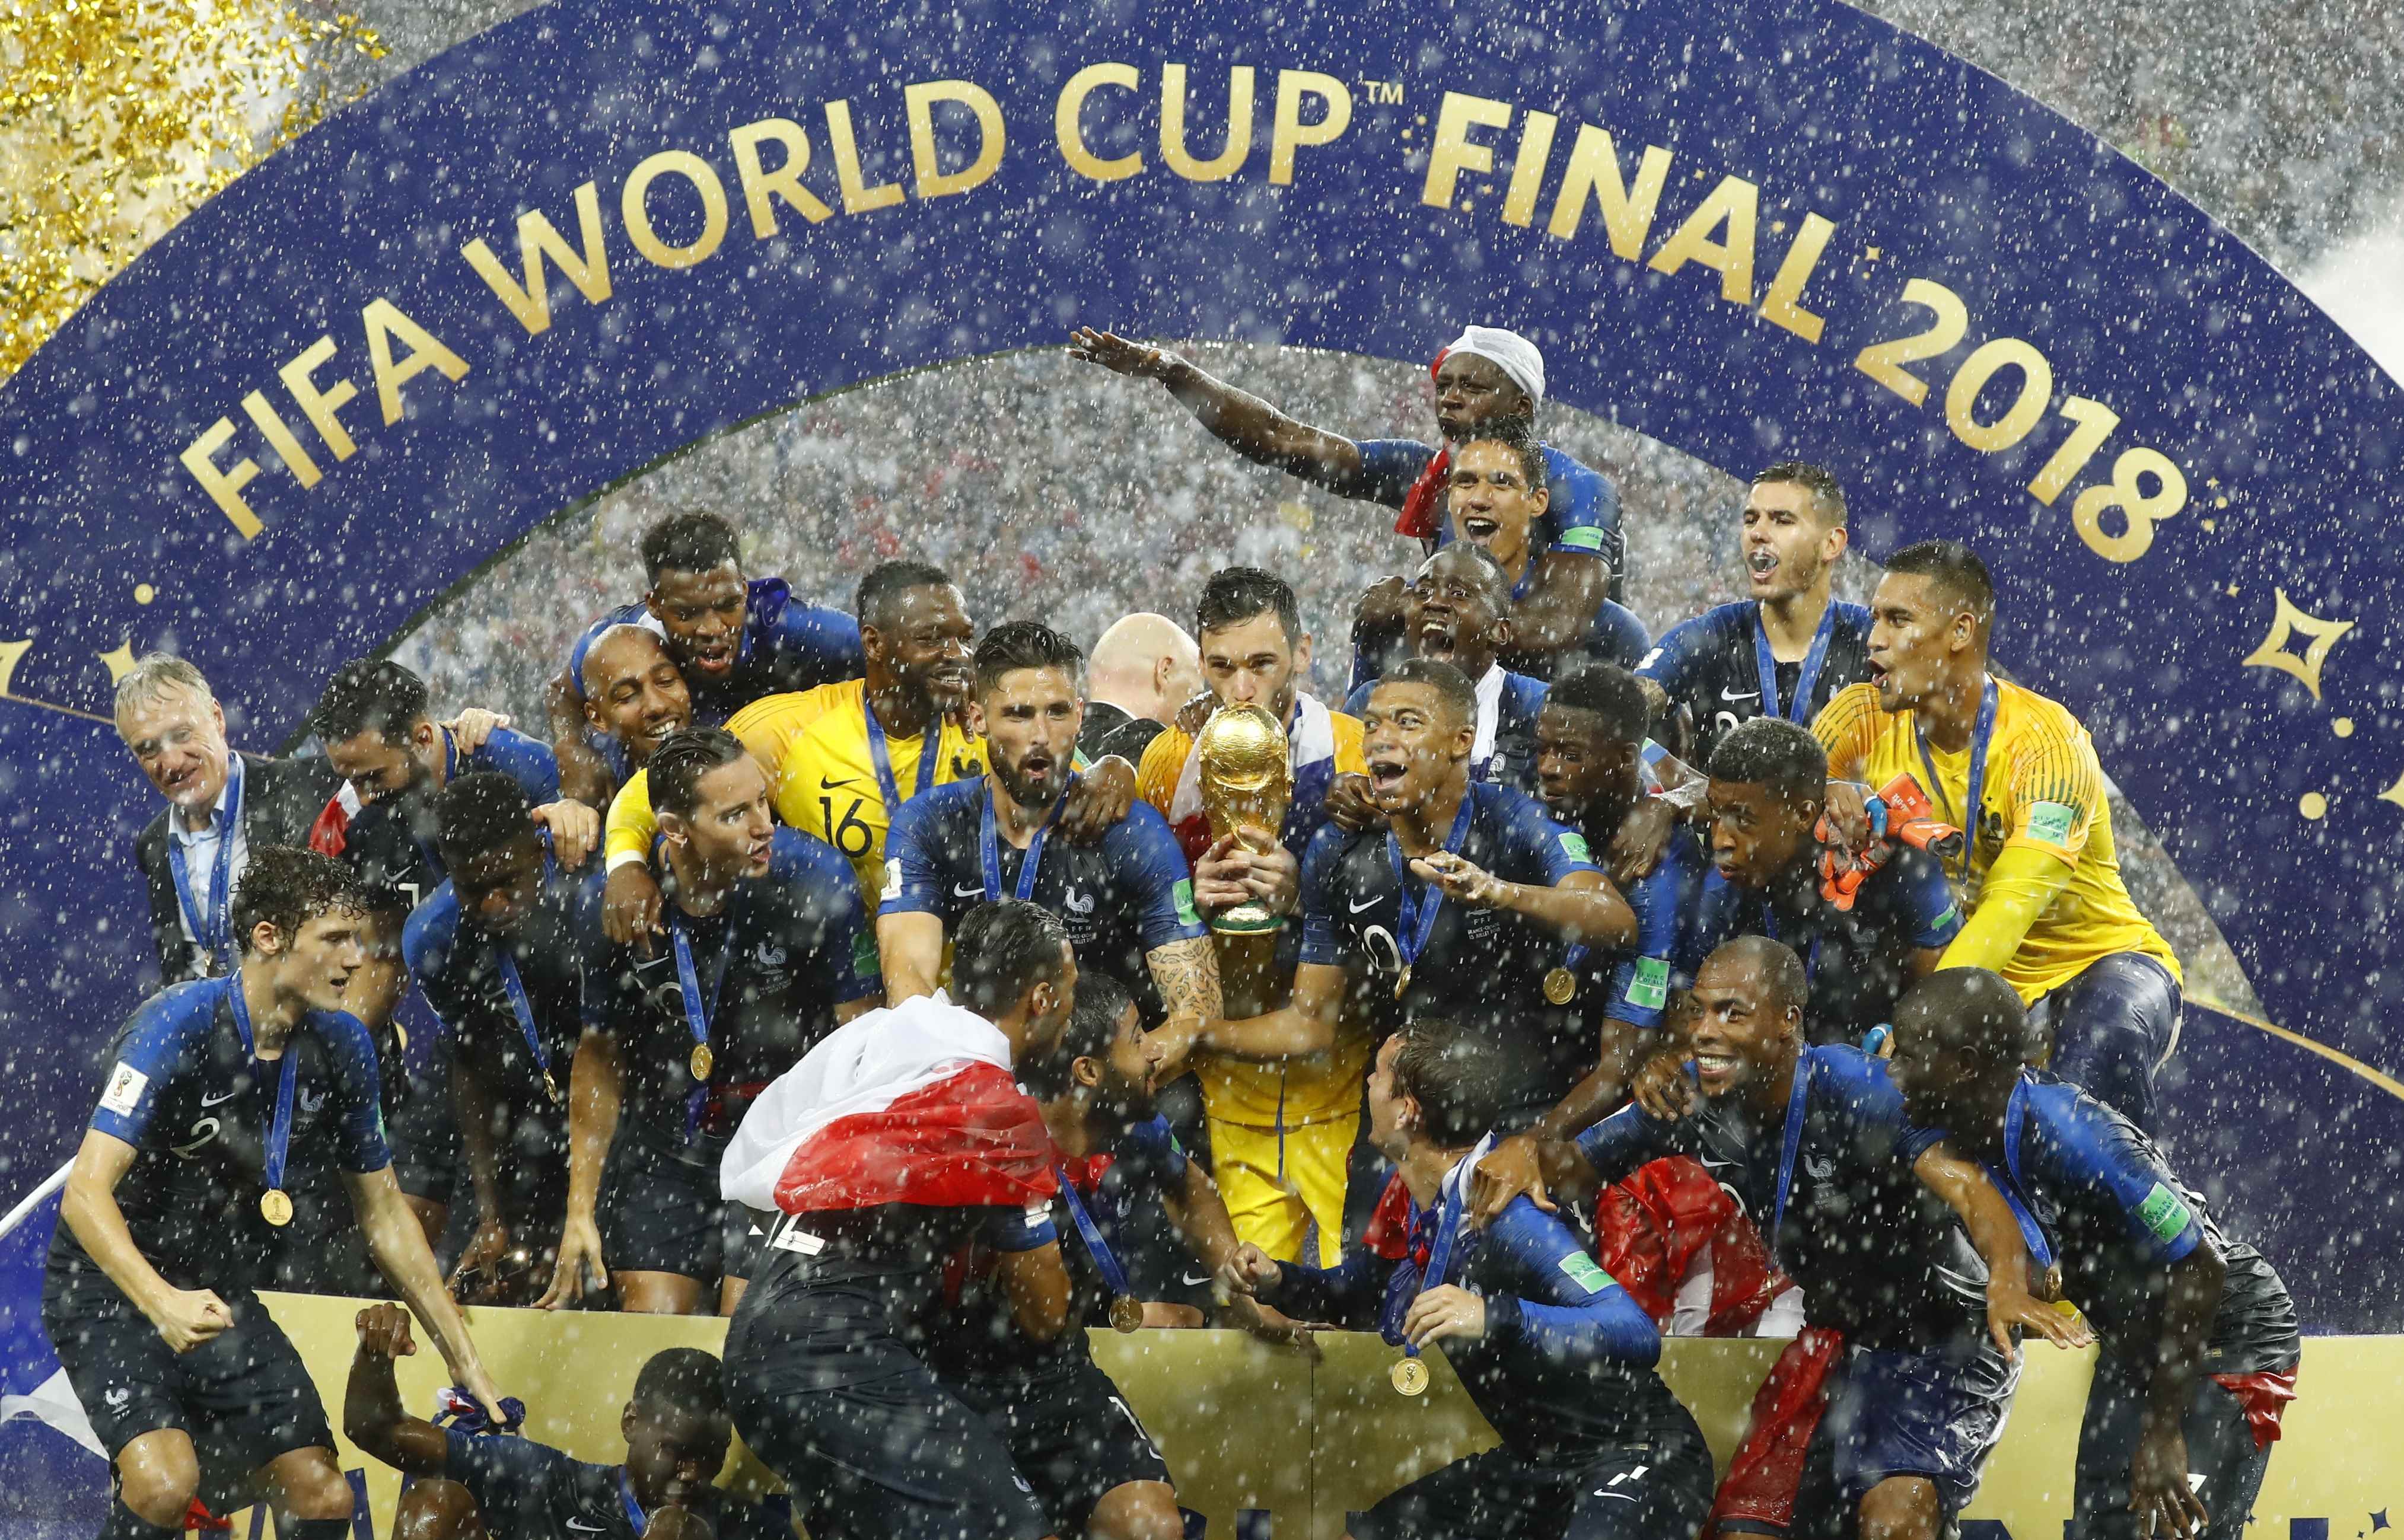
[1,0,2397,1322]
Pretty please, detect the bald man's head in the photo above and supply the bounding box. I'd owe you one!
[1686,936,1808,1105]
[1087,613,1202,726]
[581,625,693,764]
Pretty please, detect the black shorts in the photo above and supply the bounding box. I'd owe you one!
[727,1302,1051,1540]
[389,1055,461,1205]
[947,1357,1174,1532]
[43,1284,332,1471]
[2068,1354,2287,1540]
[602,1140,760,1284]
[1351,1431,1714,1540]
[1789,1338,2020,1536]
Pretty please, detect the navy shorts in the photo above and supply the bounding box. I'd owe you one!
[389,1051,461,1205]
[947,1357,1173,1533]
[1805,1338,2019,1523]
[601,1139,761,1284]
[2036,952,2182,1135]
[2068,1353,2287,1539]
[1352,1430,1714,1540]
[43,1284,332,1470]
[727,1297,1051,1540]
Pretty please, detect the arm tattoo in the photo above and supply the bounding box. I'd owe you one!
[1147,936,1224,1024]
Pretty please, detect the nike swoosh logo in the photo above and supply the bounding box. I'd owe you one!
[199,1088,241,1107]
[1697,1154,1738,1171]
[954,882,985,898]
[1721,687,1760,701]
[820,775,858,789]
[1349,895,1382,914]
[1182,1270,1212,1287]
[565,1522,607,1533]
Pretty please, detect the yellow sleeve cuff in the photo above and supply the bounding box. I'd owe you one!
[604,768,658,867]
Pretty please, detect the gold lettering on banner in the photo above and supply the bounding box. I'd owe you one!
[1162,63,1254,182]
[905,80,1007,199]
[361,299,470,424]
[1269,69,1351,185]
[240,390,321,487]
[1759,212,1838,343]
[277,335,361,460]
[1420,91,1511,209]
[1546,125,1671,258]
[729,118,835,235]
[461,181,614,336]
[1499,110,1559,227]
[180,419,263,539]
[620,150,731,268]
[824,100,906,213]
[1056,63,1143,181]
[1647,174,1759,305]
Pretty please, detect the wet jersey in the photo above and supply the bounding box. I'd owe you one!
[1903,1075,2297,1375]
[1571,823,1706,1032]
[1686,852,1963,1041]
[879,780,1206,1024]
[1575,1046,1989,1353]
[335,726,562,914]
[1354,438,1628,601]
[581,829,878,1168]
[49,977,388,1296]
[1346,666,1549,797]
[1297,782,1601,1124]
[931,1114,1198,1380]
[439,1427,792,1540]
[1639,601,1874,768]
[566,576,863,728]
[1263,1155,1685,1461]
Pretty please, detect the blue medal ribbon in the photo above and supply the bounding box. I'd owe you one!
[1914,677,1999,887]
[618,1468,648,1533]
[1763,1049,1814,1267]
[1986,1076,2058,1271]
[979,776,1072,903]
[1386,795,1478,986]
[225,974,298,1205]
[1750,600,1839,724]
[864,696,940,815]
[1055,1165,1133,1299]
[670,910,734,1065]
[167,758,246,971]
[493,951,559,1101]
[1383,1163,1470,1359]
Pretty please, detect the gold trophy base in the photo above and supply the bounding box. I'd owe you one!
[1211,900,1282,936]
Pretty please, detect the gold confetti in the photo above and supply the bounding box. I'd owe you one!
[0,0,385,381]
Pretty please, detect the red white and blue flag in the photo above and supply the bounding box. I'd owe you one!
[721,992,1057,1215]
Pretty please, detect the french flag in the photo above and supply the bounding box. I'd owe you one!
[721,993,1058,1216]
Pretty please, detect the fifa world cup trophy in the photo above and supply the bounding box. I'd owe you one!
[1195,703,1292,935]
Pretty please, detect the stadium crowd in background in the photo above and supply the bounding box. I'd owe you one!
[56,324,2297,1540]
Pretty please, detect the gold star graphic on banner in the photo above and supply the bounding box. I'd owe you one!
[0,639,30,697]
[2241,588,2354,701]
[98,642,137,683]
[2381,772,2404,814]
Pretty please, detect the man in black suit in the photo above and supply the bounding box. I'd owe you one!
[120,654,343,987]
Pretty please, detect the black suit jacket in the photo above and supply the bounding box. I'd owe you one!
[133,755,343,986]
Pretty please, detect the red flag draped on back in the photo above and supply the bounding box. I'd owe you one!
[1392,348,1453,540]
[720,992,1058,1215]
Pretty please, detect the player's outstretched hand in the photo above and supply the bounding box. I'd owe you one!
[1819,779,1874,853]
[1408,851,1507,908]
[1630,1048,1696,1121]
[1069,327,1173,380]
[538,1211,609,1309]
[2129,1417,2209,1539]
[604,862,666,949]
[1218,1243,1282,1298]
[1402,1285,1486,1348]
[1469,1133,1554,1226]
[443,708,512,754]
[1219,1293,1324,1361]
[1062,755,1137,843]
[1323,771,1380,833]
[449,1218,515,1305]
[1983,1280,2096,1362]
[1607,797,1679,888]
[354,1302,416,1360]
[1355,575,1409,631]
[1174,689,1217,739]
[148,1286,233,1353]
[533,799,601,869]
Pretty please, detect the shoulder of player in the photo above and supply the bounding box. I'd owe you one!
[737,680,861,755]
[1537,442,1607,490]
[1470,780,1578,850]
[1829,600,1876,636]
[891,776,983,832]
[301,1007,383,1071]
[126,977,234,1052]
[762,825,864,889]
[400,881,463,970]
[1135,722,1192,786]
[1995,680,2096,757]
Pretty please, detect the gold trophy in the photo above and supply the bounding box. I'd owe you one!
[1195,703,1292,935]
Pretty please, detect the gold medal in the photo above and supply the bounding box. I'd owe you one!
[1109,1295,1145,1333]
[689,1044,714,1081]
[1394,963,1412,1002]
[1389,1356,1428,1396]
[259,1188,294,1227]
[1543,967,1577,1005]
[542,1069,563,1105]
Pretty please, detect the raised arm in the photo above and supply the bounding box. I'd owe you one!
[346,1164,505,1415]
[1156,958,1347,1079]
[1422,1199,1660,1365]
[342,1303,453,1476]
[1506,551,1614,654]
[1069,329,1370,492]
[1416,857,1638,952]
[547,667,615,808]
